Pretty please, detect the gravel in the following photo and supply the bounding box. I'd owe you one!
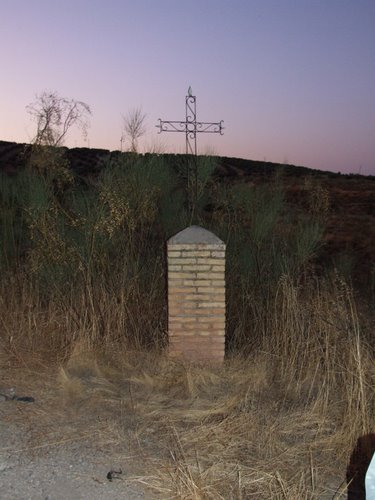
[0,455,145,500]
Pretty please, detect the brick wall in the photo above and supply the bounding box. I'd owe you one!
[167,226,226,363]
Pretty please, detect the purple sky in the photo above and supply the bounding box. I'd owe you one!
[1,0,375,174]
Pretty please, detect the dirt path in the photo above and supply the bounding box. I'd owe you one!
[0,367,151,500]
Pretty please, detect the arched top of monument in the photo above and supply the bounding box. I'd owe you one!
[168,225,224,245]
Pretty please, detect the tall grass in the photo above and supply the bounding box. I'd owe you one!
[0,148,374,498]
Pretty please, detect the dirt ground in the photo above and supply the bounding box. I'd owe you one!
[0,364,151,500]
[1,347,370,499]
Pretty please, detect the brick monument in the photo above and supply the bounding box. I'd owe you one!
[167,226,226,363]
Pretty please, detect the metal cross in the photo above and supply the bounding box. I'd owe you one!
[156,88,224,155]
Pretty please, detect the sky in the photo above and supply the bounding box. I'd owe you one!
[1,0,375,175]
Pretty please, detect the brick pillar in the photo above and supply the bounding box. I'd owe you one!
[167,225,226,363]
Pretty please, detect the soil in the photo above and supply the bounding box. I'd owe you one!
[0,367,152,500]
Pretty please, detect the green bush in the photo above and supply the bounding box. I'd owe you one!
[0,151,330,349]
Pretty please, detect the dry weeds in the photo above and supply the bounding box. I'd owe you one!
[1,275,374,499]
[52,338,373,499]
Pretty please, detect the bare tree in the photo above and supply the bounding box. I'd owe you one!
[121,107,146,153]
[27,91,91,146]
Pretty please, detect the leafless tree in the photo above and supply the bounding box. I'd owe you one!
[121,107,146,153]
[27,91,91,146]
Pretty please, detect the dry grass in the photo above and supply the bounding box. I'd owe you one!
[1,273,374,499]
[54,340,373,499]
[2,148,374,498]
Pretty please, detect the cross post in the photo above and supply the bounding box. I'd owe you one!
[156,89,224,223]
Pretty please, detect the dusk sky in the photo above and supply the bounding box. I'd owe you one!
[1,0,375,175]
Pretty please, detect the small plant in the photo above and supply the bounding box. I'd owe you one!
[121,107,146,153]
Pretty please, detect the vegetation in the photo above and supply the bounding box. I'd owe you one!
[121,106,147,153]
[0,144,374,498]
[26,91,91,147]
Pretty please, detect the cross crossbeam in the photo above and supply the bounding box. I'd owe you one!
[156,89,224,155]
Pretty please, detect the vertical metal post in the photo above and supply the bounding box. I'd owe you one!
[185,94,197,155]
[156,89,224,222]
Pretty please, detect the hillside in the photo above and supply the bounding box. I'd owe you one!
[1,139,374,290]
